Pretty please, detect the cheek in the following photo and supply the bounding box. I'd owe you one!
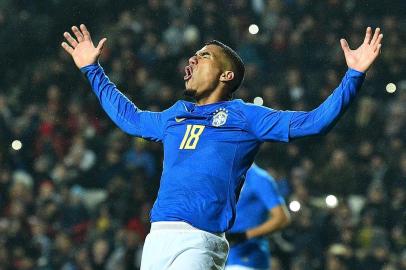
[190,64,222,92]
[199,66,221,83]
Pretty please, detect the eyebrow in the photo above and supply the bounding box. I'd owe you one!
[195,50,213,57]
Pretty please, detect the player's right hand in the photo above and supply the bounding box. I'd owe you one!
[61,24,107,69]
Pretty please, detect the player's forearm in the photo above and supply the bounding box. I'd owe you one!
[80,63,142,135]
[289,68,365,138]
[246,215,290,239]
[246,206,291,239]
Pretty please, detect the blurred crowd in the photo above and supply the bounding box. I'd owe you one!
[0,0,405,269]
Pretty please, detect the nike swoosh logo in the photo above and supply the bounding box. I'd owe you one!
[175,117,186,123]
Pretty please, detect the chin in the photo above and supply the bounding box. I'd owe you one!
[183,88,197,98]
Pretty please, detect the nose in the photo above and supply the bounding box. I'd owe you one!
[188,55,198,65]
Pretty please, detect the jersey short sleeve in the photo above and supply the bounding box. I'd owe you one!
[253,173,285,210]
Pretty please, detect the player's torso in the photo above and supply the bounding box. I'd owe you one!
[162,101,258,180]
[151,100,261,232]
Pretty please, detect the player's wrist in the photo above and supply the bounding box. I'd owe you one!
[245,230,254,239]
[347,67,366,76]
[226,232,248,245]
[80,62,101,74]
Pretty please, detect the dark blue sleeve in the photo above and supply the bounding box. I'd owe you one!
[288,68,365,139]
[80,63,173,142]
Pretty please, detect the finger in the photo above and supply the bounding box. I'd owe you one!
[374,43,382,54]
[363,27,372,44]
[370,28,380,45]
[61,42,74,55]
[80,24,91,41]
[63,32,78,48]
[374,34,383,50]
[340,38,351,53]
[96,38,107,51]
[72,26,84,42]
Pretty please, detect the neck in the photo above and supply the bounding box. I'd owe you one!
[195,87,230,106]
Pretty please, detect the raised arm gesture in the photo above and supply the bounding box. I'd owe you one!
[61,24,107,69]
[340,27,383,72]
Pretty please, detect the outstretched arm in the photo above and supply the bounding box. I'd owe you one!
[246,28,383,142]
[289,27,383,139]
[288,68,364,138]
[61,25,169,141]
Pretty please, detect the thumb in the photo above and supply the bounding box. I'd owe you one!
[340,38,350,54]
[96,38,107,51]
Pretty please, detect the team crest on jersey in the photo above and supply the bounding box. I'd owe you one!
[212,108,228,127]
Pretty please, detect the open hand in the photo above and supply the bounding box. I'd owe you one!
[61,24,107,69]
[340,27,383,73]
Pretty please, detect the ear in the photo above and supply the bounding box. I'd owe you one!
[220,71,234,82]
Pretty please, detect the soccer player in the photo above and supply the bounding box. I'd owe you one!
[61,24,382,270]
[225,164,290,270]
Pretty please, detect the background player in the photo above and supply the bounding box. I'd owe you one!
[226,164,290,270]
[61,24,382,270]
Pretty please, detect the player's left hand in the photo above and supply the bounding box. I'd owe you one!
[340,27,383,73]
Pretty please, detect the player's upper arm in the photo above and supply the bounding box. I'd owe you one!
[254,174,291,227]
[124,102,178,142]
[261,178,291,226]
[255,174,286,210]
[241,102,293,142]
[269,205,291,227]
[81,63,178,142]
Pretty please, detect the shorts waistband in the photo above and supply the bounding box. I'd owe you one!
[150,222,225,237]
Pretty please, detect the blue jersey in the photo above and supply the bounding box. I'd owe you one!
[227,164,285,269]
[81,63,364,233]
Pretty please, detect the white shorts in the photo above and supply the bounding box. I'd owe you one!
[141,222,229,270]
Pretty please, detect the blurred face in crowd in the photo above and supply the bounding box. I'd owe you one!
[92,239,109,263]
[184,44,234,100]
[331,149,347,168]
[55,233,72,254]
[326,254,347,270]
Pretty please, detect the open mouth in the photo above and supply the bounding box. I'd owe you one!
[184,65,193,81]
